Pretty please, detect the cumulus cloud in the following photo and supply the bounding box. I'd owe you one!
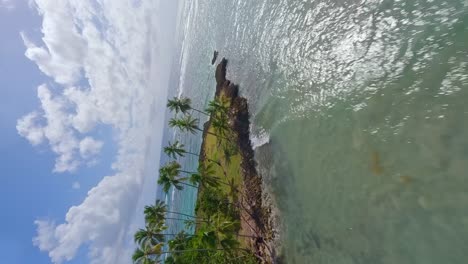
[16,111,44,145]
[19,0,173,263]
[79,137,103,159]
[38,84,81,172]
[35,171,141,263]
[20,0,86,85]
[17,84,104,173]
[33,220,58,252]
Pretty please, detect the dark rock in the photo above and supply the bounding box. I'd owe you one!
[211,50,219,65]
[215,58,228,87]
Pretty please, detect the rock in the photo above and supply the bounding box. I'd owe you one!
[211,50,219,65]
[215,58,228,85]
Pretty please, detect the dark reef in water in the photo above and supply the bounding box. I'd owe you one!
[211,50,219,65]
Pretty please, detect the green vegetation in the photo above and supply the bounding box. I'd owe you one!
[132,96,259,264]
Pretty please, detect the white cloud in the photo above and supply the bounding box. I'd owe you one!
[20,0,86,85]
[16,111,44,145]
[79,137,103,159]
[38,84,81,172]
[33,220,58,252]
[20,0,173,263]
[17,84,84,173]
[72,182,80,190]
[0,0,15,10]
[36,172,140,263]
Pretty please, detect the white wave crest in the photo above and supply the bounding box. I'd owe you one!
[251,127,270,149]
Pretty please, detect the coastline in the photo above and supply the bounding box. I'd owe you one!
[197,58,280,263]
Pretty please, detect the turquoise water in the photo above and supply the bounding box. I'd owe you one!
[170,0,468,262]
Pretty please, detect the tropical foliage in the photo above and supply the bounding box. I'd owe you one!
[164,140,221,165]
[132,198,257,264]
[167,96,209,116]
[169,115,228,140]
[133,95,260,263]
[157,161,197,193]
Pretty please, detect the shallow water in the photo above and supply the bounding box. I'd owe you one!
[172,0,468,262]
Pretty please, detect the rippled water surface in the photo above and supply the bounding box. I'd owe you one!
[172,0,468,262]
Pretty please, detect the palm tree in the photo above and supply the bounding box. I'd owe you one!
[206,99,229,117]
[159,161,181,175]
[163,141,188,159]
[132,247,156,264]
[212,115,231,139]
[157,169,183,193]
[158,163,196,194]
[132,242,164,264]
[164,141,221,165]
[149,247,250,256]
[135,228,195,244]
[159,216,208,224]
[222,141,239,166]
[161,161,197,177]
[169,115,228,140]
[133,232,251,264]
[167,97,209,116]
[206,99,231,140]
[190,163,232,189]
[134,226,166,246]
[143,200,165,226]
[201,214,244,250]
[169,115,199,134]
[167,231,191,256]
[226,177,239,201]
[205,214,260,248]
[190,171,220,189]
[155,229,249,258]
[145,200,202,222]
[135,230,250,262]
[160,162,248,222]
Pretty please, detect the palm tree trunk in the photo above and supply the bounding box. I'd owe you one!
[209,159,222,166]
[196,127,229,140]
[207,131,229,140]
[214,178,231,188]
[166,211,200,220]
[165,217,208,223]
[211,177,246,197]
[158,247,250,255]
[180,170,233,190]
[180,170,197,175]
[186,151,221,166]
[180,182,197,189]
[158,233,195,237]
[190,107,210,116]
[207,158,222,166]
[186,151,200,156]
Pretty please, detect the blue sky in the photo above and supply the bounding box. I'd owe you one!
[0,0,179,263]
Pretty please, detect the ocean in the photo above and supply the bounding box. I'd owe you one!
[163,0,468,262]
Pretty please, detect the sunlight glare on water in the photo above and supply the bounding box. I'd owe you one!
[173,0,468,262]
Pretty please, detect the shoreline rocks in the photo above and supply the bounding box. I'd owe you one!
[208,58,279,263]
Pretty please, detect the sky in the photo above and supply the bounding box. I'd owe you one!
[0,0,180,263]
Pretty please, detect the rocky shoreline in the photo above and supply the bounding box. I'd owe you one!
[198,58,281,263]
